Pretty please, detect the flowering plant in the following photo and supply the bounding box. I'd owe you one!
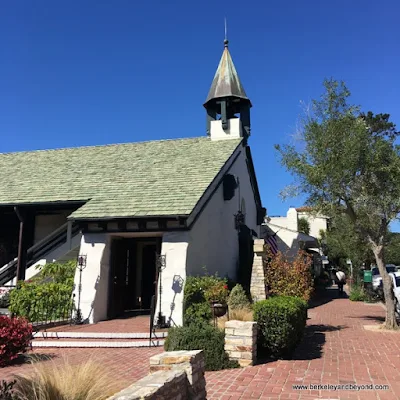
[204,281,229,304]
[0,316,32,367]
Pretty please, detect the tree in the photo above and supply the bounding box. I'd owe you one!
[386,233,400,266]
[321,215,374,281]
[276,79,400,329]
[298,217,310,235]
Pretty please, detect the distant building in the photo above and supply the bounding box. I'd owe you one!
[263,207,330,276]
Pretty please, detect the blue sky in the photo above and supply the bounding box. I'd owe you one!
[1,0,400,231]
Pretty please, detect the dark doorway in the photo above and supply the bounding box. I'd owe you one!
[237,225,254,294]
[108,237,160,319]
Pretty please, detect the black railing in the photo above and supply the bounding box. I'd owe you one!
[0,222,80,285]
[24,291,75,332]
[149,294,156,346]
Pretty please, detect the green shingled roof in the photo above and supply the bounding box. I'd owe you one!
[0,137,242,219]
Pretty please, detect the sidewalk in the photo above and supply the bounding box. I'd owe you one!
[206,287,400,399]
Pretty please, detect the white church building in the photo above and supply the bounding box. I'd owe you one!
[0,38,265,327]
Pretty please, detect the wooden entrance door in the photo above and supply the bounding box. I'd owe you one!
[108,237,160,319]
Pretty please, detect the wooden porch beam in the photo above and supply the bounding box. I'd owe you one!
[14,207,28,282]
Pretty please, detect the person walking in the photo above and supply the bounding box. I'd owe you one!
[336,268,346,295]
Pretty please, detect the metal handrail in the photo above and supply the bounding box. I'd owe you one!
[0,222,80,285]
[149,294,156,347]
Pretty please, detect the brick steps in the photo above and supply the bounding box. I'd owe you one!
[31,331,167,348]
[32,339,165,348]
[33,331,167,339]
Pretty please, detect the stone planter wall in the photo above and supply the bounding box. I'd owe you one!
[108,350,206,400]
[224,320,257,367]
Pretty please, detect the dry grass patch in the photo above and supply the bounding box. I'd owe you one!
[217,308,253,329]
[13,356,120,400]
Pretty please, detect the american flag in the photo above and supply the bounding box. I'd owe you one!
[265,234,278,255]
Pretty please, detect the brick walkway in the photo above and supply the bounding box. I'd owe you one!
[206,287,400,400]
[1,288,400,399]
[0,347,162,388]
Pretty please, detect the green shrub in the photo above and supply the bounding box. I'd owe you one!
[9,261,76,323]
[228,284,250,310]
[184,303,212,326]
[349,285,367,302]
[253,296,307,359]
[183,273,227,326]
[9,282,74,322]
[164,323,239,371]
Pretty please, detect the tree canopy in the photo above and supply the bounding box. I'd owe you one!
[276,78,400,328]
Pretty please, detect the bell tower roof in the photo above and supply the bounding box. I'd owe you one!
[204,39,252,108]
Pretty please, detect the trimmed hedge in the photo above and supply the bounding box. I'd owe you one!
[164,323,239,371]
[253,296,307,359]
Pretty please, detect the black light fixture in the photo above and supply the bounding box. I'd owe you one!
[73,254,87,325]
[234,210,245,230]
[155,255,169,329]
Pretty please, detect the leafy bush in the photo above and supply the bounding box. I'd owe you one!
[349,285,367,302]
[164,323,239,371]
[184,303,213,326]
[253,296,307,359]
[204,281,229,304]
[9,282,73,323]
[265,249,314,302]
[349,284,383,303]
[9,261,76,323]
[0,316,32,367]
[36,260,76,285]
[228,284,250,310]
[183,273,228,326]
[13,358,119,400]
[0,380,18,400]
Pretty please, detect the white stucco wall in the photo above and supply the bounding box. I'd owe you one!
[297,212,328,239]
[186,147,259,280]
[156,232,189,327]
[210,118,242,141]
[73,233,110,324]
[269,208,328,240]
[268,216,288,227]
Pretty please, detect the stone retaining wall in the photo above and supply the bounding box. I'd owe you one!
[225,320,257,367]
[108,350,206,400]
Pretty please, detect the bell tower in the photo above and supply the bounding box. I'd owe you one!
[204,38,252,141]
